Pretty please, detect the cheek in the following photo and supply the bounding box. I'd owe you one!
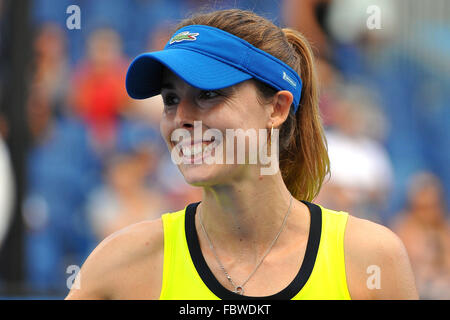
[237,97,267,128]
[218,100,263,130]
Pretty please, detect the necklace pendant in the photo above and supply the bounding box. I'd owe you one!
[234,286,244,295]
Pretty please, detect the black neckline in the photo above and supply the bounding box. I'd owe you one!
[184,200,322,300]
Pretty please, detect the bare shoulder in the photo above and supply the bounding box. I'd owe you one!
[65,217,164,300]
[344,215,418,300]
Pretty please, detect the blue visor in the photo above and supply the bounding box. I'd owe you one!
[126,24,303,113]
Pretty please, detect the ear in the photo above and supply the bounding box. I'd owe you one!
[268,90,294,128]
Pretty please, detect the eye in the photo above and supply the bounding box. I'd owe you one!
[199,90,220,100]
[162,93,180,107]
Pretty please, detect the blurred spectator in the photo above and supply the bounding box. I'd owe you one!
[326,0,397,49]
[87,118,166,240]
[282,0,332,59]
[317,83,392,223]
[324,0,398,81]
[87,151,165,241]
[68,28,130,155]
[392,172,450,299]
[31,23,70,116]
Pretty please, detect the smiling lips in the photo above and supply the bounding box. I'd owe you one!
[175,137,218,162]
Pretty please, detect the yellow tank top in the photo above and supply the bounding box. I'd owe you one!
[159,201,351,300]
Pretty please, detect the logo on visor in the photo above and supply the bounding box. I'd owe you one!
[169,31,199,45]
[282,71,297,88]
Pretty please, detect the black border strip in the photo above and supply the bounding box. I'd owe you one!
[184,200,322,300]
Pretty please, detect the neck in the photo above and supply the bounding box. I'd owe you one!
[196,169,306,259]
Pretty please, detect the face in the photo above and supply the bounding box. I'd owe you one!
[159,68,272,187]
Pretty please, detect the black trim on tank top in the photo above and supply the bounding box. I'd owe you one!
[184,200,322,300]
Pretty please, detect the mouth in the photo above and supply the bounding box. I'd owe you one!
[174,136,219,163]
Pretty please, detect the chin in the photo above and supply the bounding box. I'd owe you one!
[179,162,240,187]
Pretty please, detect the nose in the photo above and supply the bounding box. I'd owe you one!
[174,96,197,130]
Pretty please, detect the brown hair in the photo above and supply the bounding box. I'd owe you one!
[175,9,329,202]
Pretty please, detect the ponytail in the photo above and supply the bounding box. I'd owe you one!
[279,28,330,202]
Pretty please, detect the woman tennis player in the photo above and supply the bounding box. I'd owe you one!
[66,9,418,300]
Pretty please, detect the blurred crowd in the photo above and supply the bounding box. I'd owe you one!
[0,0,449,299]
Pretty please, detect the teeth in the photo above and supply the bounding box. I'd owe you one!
[181,142,213,157]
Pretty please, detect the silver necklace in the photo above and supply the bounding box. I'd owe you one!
[198,195,294,295]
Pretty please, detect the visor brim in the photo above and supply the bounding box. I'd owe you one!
[126,49,253,99]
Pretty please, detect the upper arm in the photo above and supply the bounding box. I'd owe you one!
[65,218,164,300]
[64,235,116,300]
[344,215,419,300]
